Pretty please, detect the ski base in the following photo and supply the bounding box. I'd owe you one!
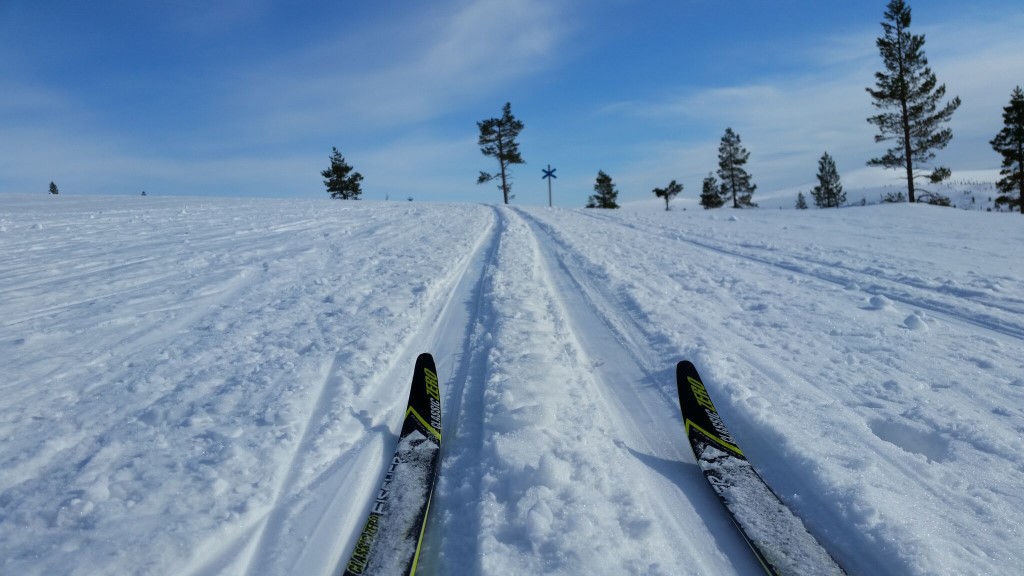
[345,353,442,576]
[676,360,845,576]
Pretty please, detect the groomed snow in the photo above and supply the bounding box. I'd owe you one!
[1,194,1022,575]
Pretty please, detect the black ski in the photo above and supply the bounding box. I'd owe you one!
[344,353,442,576]
[676,361,845,575]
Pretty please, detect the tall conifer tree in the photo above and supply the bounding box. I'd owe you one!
[586,170,620,209]
[866,0,960,203]
[717,128,757,208]
[811,152,846,208]
[699,173,725,209]
[990,86,1024,214]
[477,102,525,204]
[321,148,363,200]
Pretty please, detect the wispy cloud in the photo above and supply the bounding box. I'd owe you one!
[3,1,1019,201]
[227,0,569,140]
[602,12,1024,197]
[1,0,573,197]
[921,15,1024,164]
[602,70,879,194]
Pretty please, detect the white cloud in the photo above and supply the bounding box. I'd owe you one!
[602,13,1023,197]
[1,0,574,198]
[226,0,569,140]
[921,15,1024,168]
[5,2,1017,202]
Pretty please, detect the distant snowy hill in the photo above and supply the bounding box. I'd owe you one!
[2,194,1022,575]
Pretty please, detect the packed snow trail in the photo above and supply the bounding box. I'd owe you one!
[423,207,759,574]
[2,195,1023,575]
[520,204,1024,575]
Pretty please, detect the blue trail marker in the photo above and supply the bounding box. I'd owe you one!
[542,165,557,207]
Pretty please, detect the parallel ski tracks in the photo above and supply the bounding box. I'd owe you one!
[517,208,877,572]
[178,203,1013,575]
[183,210,502,576]
[577,210,1024,342]
[538,208,1022,574]
[511,208,762,574]
[419,206,506,572]
[405,206,754,573]
[237,352,353,576]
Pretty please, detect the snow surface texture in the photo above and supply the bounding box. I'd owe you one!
[1,194,1023,575]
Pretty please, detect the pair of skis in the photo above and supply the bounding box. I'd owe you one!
[342,356,844,575]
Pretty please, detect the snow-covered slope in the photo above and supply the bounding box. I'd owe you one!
[2,194,1022,575]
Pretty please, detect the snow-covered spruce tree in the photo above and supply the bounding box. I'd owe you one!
[717,128,757,208]
[322,147,363,200]
[866,0,960,204]
[653,180,682,211]
[699,173,725,209]
[811,151,846,208]
[796,192,809,209]
[990,86,1024,214]
[49,181,59,195]
[477,102,524,205]
[586,170,620,209]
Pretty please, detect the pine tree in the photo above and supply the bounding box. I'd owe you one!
[990,86,1024,214]
[795,192,809,209]
[699,173,725,209]
[717,128,757,208]
[866,0,960,204]
[49,182,59,195]
[477,102,525,204]
[586,170,620,209]
[321,147,363,200]
[811,151,846,208]
[653,180,683,211]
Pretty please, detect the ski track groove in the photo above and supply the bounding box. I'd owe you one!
[543,208,1022,574]
[239,206,498,576]
[237,353,346,576]
[513,207,763,574]
[521,208,888,572]
[303,206,502,575]
[578,210,1024,342]
[6,198,1019,575]
[569,209,1024,409]
[2,208,422,575]
[422,206,505,574]
[569,210,1024,426]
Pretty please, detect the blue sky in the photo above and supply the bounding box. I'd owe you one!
[2,0,1022,206]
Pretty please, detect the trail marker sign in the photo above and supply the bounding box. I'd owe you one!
[542,165,557,207]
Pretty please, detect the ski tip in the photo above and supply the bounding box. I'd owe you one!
[416,352,435,367]
[677,360,699,380]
